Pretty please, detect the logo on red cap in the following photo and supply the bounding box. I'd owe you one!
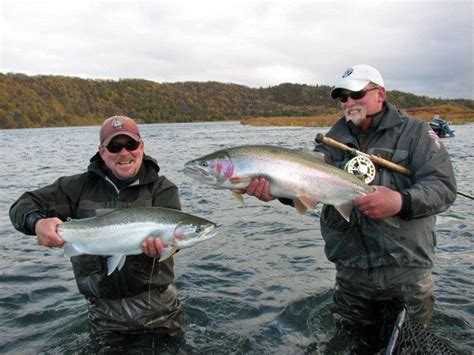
[111,117,125,130]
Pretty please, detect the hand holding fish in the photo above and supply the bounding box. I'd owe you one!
[36,218,65,248]
[234,178,276,202]
[36,217,167,258]
[141,236,166,258]
[184,145,376,220]
[354,186,403,219]
[57,208,217,275]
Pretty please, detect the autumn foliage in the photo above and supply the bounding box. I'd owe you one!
[1,73,473,129]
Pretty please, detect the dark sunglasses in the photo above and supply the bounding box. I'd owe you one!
[339,87,379,103]
[105,140,141,153]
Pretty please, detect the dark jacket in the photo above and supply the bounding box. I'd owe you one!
[9,153,180,300]
[315,102,457,269]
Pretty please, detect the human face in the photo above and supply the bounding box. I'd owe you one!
[340,85,385,126]
[99,135,144,180]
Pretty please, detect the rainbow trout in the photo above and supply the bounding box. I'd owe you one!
[184,145,377,221]
[58,207,217,275]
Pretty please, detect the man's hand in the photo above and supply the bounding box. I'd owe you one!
[35,218,64,247]
[234,178,276,202]
[141,236,166,258]
[354,186,402,219]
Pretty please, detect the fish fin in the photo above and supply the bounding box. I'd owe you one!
[117,255,127,270]
[95,208,117,217]
[229,176,252,185]
[232,191,245,204]
[159,245,180,262]
[297,194,318,210]
[63,242,82,258]
[334,203,353,222]
[107,255,126,276]
[382,217,400,229]
[293,199,308,215]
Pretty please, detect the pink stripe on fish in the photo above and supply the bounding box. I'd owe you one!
[211,159,235,178]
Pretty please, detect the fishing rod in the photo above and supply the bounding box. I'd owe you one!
[315,133,473,200]
[457,191,474,200]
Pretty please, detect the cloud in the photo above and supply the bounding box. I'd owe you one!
[1,0,472,99]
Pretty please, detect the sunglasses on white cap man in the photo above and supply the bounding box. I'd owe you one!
[330,64,385,100]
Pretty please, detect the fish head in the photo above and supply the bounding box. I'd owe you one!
[184,150,236,188]
[173,220,217,247]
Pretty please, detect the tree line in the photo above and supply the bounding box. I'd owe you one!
[1,72,472,128]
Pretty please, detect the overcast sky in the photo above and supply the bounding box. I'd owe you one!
[1,0,472,99]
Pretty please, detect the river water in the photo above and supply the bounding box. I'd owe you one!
[0,121,472,354]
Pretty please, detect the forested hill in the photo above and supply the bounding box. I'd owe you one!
[1,72,472,128]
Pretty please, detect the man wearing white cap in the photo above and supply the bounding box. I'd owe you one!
[329,64,385,129]
[238,64,457,351]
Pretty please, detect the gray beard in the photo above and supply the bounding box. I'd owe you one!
[344,105,367,127]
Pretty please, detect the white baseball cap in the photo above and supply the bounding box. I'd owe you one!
[330,64,384,99]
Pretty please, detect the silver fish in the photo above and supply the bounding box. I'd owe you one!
[184,145,379,221]
[57,207,217,275]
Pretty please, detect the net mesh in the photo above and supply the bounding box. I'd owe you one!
[383,306,458,355]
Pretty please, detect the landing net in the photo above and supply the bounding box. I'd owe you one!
[383,306,458,355]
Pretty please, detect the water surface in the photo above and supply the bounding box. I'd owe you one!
[0,122,472,353]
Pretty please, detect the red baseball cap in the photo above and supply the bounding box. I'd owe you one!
[100,116,141,146]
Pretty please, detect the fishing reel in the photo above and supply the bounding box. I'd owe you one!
[344,155,376,184]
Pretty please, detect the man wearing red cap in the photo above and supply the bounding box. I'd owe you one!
[237,65,457,351]
[10,115,186,336]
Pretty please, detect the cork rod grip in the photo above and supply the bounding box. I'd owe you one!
[315,133,411,176]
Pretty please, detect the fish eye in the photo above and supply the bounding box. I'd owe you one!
[200,161,209,167]
[196,226,203,232]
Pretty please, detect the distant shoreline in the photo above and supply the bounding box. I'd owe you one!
[241,106,474,127]
[2,107,473,130]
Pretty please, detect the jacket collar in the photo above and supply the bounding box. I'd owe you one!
[377,102,406,131]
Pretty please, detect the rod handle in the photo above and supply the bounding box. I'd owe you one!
[315,133,411,176]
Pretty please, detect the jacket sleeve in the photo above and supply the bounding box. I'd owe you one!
[403,122,457,219]
[9,174,86,235]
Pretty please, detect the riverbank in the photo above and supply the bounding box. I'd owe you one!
[241,104,474,127]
